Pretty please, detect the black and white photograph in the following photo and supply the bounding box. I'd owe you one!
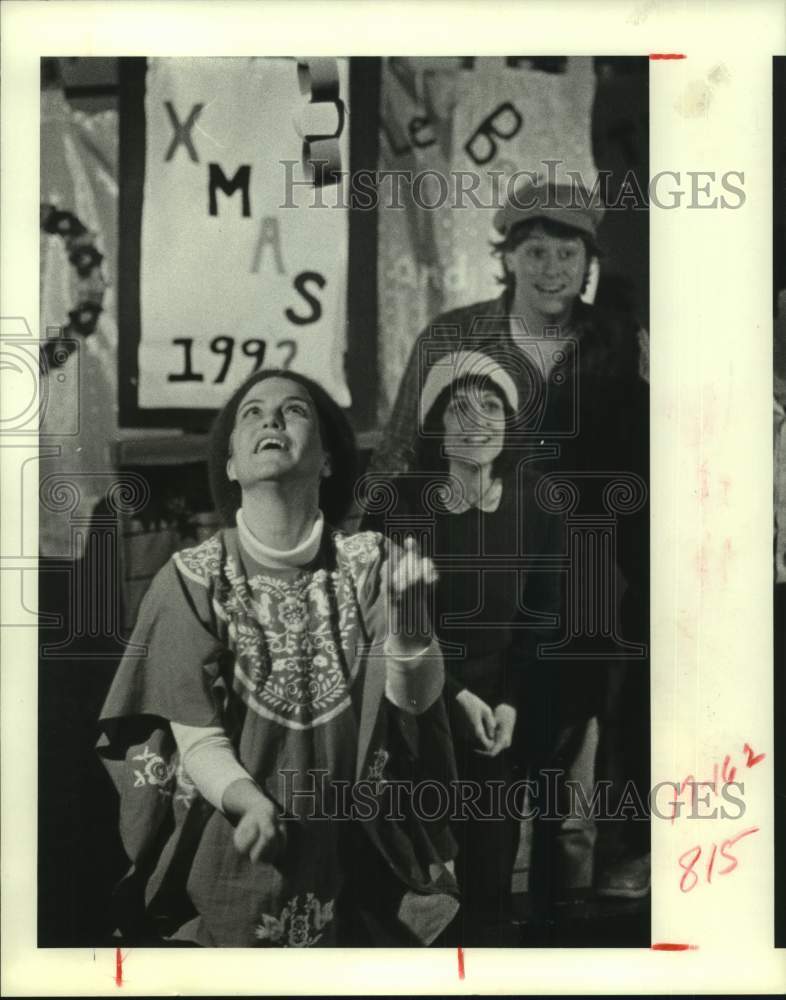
[36,53,651,951]
[2,1,785,996]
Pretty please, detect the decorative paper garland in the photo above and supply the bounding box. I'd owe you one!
[40,203,107,372]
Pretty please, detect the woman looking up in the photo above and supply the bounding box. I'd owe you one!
[97,369,458,948]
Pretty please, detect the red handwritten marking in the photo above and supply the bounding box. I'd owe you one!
[743,743,766,768]
[670,740,762,823]
[651,943,698,951]
[718,825,759,876]
[670,773,711,824]
[677,826,760,892]
[669,775,691,824]
[706,842,718,883]
[649,53,687,60]
[678,843,702,892]
[115,947,123,987]
[457,946,465,980]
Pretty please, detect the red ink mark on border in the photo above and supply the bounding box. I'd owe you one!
[743,742,766,767]
[721,754,737,784]
[649,53,687,60]
[115,947,124,987]
[457,946,465,980]
[706,842,718,884]
[651,943,698,951]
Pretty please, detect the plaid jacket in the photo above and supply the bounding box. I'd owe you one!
[370,292,645,478]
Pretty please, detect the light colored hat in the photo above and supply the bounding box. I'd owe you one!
[493,177,605,239]
[419,350,519,427]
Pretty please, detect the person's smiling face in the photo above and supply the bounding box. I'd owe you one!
[226,376,330,491]
[505,223,588,324]
[441,383,507,470]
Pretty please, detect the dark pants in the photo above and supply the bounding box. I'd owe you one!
[448,694,599,941]
[451,735,520,940]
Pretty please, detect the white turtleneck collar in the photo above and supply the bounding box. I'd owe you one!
[236,508,324,570]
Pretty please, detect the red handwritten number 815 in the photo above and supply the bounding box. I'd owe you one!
[678,826,759,892]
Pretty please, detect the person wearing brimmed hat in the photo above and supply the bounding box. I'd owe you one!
[361,350,590,945]
[491,177,604,332]
[494,177,604,240]
[369,172,651,908]
[370,174,647,479]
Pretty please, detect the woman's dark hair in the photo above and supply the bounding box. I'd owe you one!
[413,373,517,483]
[208,368,357,527]
[490,216,602,296]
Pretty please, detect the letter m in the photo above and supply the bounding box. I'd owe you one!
[209,163,252,217]
[568,778,608,820]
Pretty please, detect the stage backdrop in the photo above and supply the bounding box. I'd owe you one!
[137,57,351,411]
[40,88,119,556]
[377,56,599,424]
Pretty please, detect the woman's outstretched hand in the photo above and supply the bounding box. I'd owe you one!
[384,536,438,657]
[222,778,286,863]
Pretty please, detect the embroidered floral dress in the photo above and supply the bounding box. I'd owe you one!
[98,527,457,947]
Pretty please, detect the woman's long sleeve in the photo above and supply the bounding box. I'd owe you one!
[169,722,252,812]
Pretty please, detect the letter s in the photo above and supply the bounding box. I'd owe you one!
[720,780,745,820]
[285,271,326,326]
[720,171,745,209]
[351,780,378,821]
